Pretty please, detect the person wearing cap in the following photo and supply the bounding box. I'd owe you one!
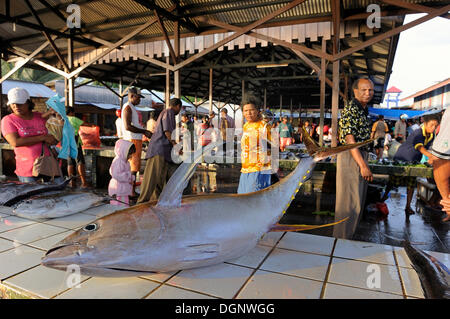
[427,108,450,222]
[382,113,440,216]
[1,87,59,182]
[137,98,182,203]
[394,114,408,143]
[122,87,152,196]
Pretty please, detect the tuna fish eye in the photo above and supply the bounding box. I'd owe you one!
[83,223,98,232]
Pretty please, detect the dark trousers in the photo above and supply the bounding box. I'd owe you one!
[137,155,178,203]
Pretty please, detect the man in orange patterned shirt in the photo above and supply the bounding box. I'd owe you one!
[237,99,274,194]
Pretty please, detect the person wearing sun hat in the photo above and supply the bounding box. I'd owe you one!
[1,88,59,182]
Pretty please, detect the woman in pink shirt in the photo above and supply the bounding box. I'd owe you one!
[1,88,58,183]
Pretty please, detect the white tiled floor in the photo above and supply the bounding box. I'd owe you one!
[166,263,254,299]
[259,248,330,281]
[0,216,37,233]
[333,239,397,266]
[0,245,43,280]
[0,203,445,299]
[55,277,161,299]
[0,223,69,245]
[146,285,216,299]
[328,257,403,295]
[237,270,323,299]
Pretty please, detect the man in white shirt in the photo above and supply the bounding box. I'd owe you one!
[122,87,152,196]
[428,108,450,222]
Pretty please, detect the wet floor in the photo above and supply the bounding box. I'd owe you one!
[189,166,450,254]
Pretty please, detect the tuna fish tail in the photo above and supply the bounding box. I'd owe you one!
[300,125,373,162]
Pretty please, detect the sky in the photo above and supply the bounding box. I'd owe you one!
[382,13,450,106]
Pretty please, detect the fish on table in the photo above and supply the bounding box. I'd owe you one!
[42,129,372,277]
[0,179,71,206]
[11,191,106,219]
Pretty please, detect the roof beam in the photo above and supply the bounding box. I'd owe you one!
[0,14,99,47]
[379,0,450,19]
[194,15,332,61]
[132,0,200,34]
[334,4,450,61]
[24,0,70,72]
[154,10,178,65]
[173,0,309,71]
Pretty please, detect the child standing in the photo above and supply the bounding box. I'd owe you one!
[108,139,136,206]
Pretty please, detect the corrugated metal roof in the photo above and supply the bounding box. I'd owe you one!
[2,79,55,98]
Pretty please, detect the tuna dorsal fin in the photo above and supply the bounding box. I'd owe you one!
[156,141,222,208]
[300,124,373,162]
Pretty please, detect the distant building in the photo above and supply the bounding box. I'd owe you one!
[401,78,450,110]
[384,86,402,108]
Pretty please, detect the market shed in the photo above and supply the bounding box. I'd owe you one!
[1,0,449,145]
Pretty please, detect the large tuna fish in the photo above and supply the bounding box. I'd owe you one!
[42,132,372,277]
[12,191,105,219]
[0,179,71,206]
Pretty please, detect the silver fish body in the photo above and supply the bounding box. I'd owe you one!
[42,135,372,277]
[12,191,105,219]
[42,156,315,277]
[0,180,70,206]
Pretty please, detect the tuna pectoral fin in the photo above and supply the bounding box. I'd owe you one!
[300,124,373,161]
[269,217,349,232]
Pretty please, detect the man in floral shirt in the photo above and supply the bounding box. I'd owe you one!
[334,78,374,239]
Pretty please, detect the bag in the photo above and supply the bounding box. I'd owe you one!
[45,114,64,141]
[79,125,101,149]
[32,144,62,178]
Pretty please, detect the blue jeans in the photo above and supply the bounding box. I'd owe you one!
[237,170,272,194]
[17,175,64,184]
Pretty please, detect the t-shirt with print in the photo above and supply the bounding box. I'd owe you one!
[278,122,293,138]
[338,98,371,148]
[241,120,272,174]
[1,112,50,177]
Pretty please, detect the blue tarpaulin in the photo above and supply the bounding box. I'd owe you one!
[368,107,427,121]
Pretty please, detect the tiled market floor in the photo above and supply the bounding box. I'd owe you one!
[1,204,445,299]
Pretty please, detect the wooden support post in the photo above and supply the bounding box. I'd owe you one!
[209,68,213,113]
[279,95,282,119]
[331,61,340,148]
[67,41,74,109]
[165,56,170,109]
[264,87,267,110]
[319,38,326,147]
